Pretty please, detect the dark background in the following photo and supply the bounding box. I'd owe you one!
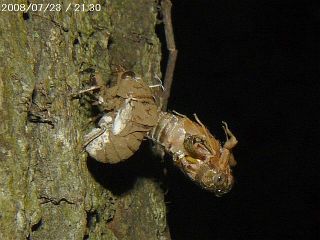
[163,0,319,239]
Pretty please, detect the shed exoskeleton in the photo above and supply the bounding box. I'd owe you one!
[84,71,160,163]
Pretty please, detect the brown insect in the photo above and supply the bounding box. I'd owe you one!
[82,0,238,196]
[83,70,238,196]
[149,112,237,196]
[84,71,160,164]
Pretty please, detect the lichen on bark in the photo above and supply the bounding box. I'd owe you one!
[0,0,169,239]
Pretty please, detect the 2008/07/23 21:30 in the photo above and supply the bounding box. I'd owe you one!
[0,3,101,12]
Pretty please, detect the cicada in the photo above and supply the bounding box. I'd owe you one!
[149,112,237,196]
[83,70,237,196]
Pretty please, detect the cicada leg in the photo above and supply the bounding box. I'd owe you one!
[172,110,187,118]
[71,86,101,98]
[221,121,238,167]
[149,74,165,91]
[221,121,238,150]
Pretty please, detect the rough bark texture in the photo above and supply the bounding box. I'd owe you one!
[0,0,169,239]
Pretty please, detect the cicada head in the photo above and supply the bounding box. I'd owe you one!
[182,134,234,196]
[196,164,234,197]
[182,115,237,196]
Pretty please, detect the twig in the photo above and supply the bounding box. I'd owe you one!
[161,0,178,111]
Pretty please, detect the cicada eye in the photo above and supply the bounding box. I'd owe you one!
[213,173,226,186]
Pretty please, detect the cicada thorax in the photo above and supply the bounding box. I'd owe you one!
[84,71,160,164]
[149,111,237,196]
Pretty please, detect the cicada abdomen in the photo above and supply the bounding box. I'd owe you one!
[84,71,160,164]
[148,111,238,196]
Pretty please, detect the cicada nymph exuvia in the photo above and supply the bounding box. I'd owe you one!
[84,71,160,164]
[149,112,237,196]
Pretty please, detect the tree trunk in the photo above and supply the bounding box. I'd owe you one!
[0,0,170,239]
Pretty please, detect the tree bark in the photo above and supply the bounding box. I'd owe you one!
[0,0,170,239]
